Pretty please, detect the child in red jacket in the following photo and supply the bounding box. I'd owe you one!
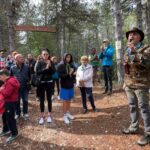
[0,69,20,144]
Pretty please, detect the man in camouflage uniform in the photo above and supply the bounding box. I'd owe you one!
[122,27,150,146]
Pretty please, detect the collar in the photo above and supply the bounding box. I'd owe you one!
[135,42,142,49]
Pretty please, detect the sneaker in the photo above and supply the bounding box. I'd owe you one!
[66,112,74,120]
[6,134,18,144]
[15,115,20,120]
[107,91,112,95]
[93,108,99,112]
[39,117,44,125]
[64,115,70,124]
[23,114,29,120]
[52,95,55,100]
[82,109,87,114]
[36,97,40,101]
[0,131,11,137]
[122,127,139,134]
[57,96,60,100]
[137,134,150,146]
[47,116,52,123]
[102,91,108,94]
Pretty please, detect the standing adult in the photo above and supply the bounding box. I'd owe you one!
[76,56,97,114]
[26,54,36,93]
[34,55,42,101]
[26,54,36,75]
[10,54,30,120]
[0,51,6,87]
[98,39,114,95]
[35,49,55,125]
[88,48,99,85]
[122,27,150,146]
[57,53,76,124]
[51,56,60,100]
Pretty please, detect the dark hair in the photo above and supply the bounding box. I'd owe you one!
[41,48,50,54]
[0,69,10,76]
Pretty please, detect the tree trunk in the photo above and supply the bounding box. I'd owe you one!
[136,0,142,29]
[0,16,3,50]
[143,0,150,43]
[57,0,66,58]
[59,20,65,57]
[95,26,100,51]
[111,0,124,86]
[6,9,16,52]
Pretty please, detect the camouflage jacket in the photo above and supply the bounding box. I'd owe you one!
[123,44,150,88]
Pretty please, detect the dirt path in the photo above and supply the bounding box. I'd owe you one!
[0,86,150,150]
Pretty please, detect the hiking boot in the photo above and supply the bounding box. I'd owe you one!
[137,134,150,146]
[64,115,70,124]
[6,134,18,144]
[122,127,139,134]
[66,112,74,120]
[0,131,11,137]
[39,117,44,125]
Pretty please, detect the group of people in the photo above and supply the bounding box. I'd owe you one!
[0,27,150,146]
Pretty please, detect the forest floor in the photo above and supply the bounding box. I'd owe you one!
[0,85,150,150]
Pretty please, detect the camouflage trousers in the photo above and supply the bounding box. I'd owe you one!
[125,87,150,133]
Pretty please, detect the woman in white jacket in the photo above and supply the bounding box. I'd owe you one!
[76,56,97,114]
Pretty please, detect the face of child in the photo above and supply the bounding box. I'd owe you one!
[0,74,6,82]
[81,59,88,65]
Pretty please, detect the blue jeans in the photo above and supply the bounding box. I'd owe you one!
[16,88,29,115]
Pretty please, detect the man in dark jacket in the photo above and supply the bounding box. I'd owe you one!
[26,54,36,93]
[0,69,20,144]
[10,54,30,120]
[122,27,150,146]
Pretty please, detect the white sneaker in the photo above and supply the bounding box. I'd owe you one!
[52,95,55,100]
[64,115,70,124]
[47,116,52,123]
[15,115,20,120]
[39,117,44,125]
[23,114,29,120]
[66,112,74,120]
[57,96,60,100]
